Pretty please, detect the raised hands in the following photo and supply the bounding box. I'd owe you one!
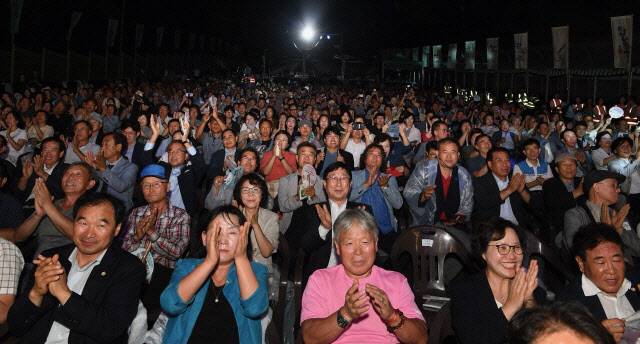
[420,185,437,202]
[365,283,395,322]
[508,173,526,194]
[601,203,630,234]
[340,279,370,324]
[232,221,251,260]
[33,178,53,213]
[315,204,332,229]
[364,170,378,188]
[503,260,538,320]
[378,174,390,188]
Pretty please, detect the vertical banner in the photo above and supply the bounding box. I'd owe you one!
[174,30,181,49]
[107,19,119,47]
[432,45,442,68]
[611,15,633,68]
[188,32,196,50]
[422,46,429,67]
[412,47,419,61]
[156,27,164,48]
[66,12,83,41]
[135,24,144,49]
[10,0,23,35]
[199,34,206,50]
[514,32,528,69]
[465,41,476,70]
[552,26,569,69]
[486,37,499,70]
[447,43,457,69]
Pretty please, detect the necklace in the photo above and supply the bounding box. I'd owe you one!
[212,283,224,303]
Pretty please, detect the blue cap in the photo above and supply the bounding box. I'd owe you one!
[140,164,168,180]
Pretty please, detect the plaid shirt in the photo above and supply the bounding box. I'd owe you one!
[0,237,24,295]
[121,202,190,269]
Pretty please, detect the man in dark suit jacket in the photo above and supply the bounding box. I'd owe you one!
[315,126,354,177]
[556,223,640,342]
[8,192,145,344]
[542,153,586,235]
[121,120,146,169]
[15,137,68,203]
[284,161,373,287]
[207,128,239,179]
[472,147,532,227]
[141,122,206,219]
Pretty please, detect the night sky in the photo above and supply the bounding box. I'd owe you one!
[1,0,637,66]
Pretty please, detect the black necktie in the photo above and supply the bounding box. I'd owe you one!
[101,164,113,192]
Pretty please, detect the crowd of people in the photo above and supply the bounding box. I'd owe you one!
[0,71,639,343]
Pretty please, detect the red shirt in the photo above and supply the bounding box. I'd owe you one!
[260,150,297,182]
[439,173,452,220]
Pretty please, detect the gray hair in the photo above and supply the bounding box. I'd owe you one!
[333,209,379,243]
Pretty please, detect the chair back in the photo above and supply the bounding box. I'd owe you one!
[522,229,576,292]
[390,225,472,297]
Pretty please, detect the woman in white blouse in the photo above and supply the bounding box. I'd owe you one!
[592,131,616,170]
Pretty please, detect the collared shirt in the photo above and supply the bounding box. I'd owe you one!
[0,238,24,295]
[593,148,614,170]
[492,173,519,225]
[501,131,515,150]
[512,159,553,192]
[125,142,135,162]
[169,166,185,211]
[581,273,635,319]
[45,248,107,344]
[318,199,348,268]
[121,202,191,268]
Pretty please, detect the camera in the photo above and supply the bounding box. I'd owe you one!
[353,122,365,130]
[134,94,142,101]
[185,92,194,98]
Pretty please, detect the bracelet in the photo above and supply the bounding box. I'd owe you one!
[386,309,405,332]
[383,310,398,324]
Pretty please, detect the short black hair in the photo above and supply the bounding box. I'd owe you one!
[560,129,576,141]
[436,137,459,150]
[65,162,99,189]
[572,223,624,261]
[323,126,341,138]
[121,119,140,132]
[41,136,65,152]
[359,143,386,169]
[508,301,615,344]
[574,121,587,129]
[233,173,269,208]
[521,138,541,150]
[222,128,237,137]
[486,147,510,162]
[425,140,438,152]
[430,120,447,136]
[73,192,126,227]
[471,217,523,265]
[104,132,127,153]
[612,136,633,152]
[323,161,351,181]
[237,146,260,169]
[373,133,392,146]
[74,119,91,130]
[474,133,490,145]
[296,141,318,155]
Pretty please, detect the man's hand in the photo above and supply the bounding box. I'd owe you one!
[213,175,225,194]
[364,170,378,188]
[601,318,625,342]
[22,159,34,180]
[420,185,437,202]
[340,279,369,324]
[602,203,630,234]
[336,153,345,163]
[33,155,46,177]
[31,256,58,298]
[507,173,524,194]
[315,204,332,229]
[303,185,316,200]
[93,150,107,172]
[144,207,159,235]
[33,178,54,210]
[47,254,71,305]
[378,174,390,188]
[365,283,395,322]
[575,151,586,164]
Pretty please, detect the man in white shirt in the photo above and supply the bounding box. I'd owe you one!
[513,138,553,192]
[557,223,640,343]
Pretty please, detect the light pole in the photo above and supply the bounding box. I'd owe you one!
[293,25,319,80]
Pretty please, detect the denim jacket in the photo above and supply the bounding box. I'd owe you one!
[160,259,269,344]
[403,159,474,225]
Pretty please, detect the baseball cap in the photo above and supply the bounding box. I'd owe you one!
[88,112,102,124]
[554,152,577,165]
[298,119,313,127]
[140,164,169,180]
[582,170,625,195]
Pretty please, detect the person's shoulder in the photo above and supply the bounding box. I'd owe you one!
[259,208,279,221]
[249,261,269,274]
[308,264,342,283]
[373,265,408,284]
[0,237,22,257]
[41,243,76,259]
[452,270,487,294]
[169,204,189,217]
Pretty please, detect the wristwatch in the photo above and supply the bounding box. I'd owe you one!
[337,309,349,329]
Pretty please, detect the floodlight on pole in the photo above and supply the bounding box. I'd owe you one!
[301,26,315,41]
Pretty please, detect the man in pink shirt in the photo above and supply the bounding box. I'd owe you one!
[300,209,427,343]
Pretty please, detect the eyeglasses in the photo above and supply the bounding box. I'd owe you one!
[141,181,168,190]
[241,187,261,195]
[327,175,350,184]
[490,244,523,255]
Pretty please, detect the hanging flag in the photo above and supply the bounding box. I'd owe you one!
[156,27,164,48]
[486,37,499,70]
[66,11,83,41]
[552,26,569,69]
[447,43,457,69]
[135,24,144,49]
[422,46,429,67]
[9,0,23,35]
[465,41,476,70]
[514,32,528,69]
[611,15,633,68]
[199,34,206,50]
[174,30,181,49]
[412,47,419,62]
[432,45,442,68]
[107,19,119,47]
[189,33,196,50]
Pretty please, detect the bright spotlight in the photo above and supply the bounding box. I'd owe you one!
[301,26,315,41]
[327,35,331,40]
